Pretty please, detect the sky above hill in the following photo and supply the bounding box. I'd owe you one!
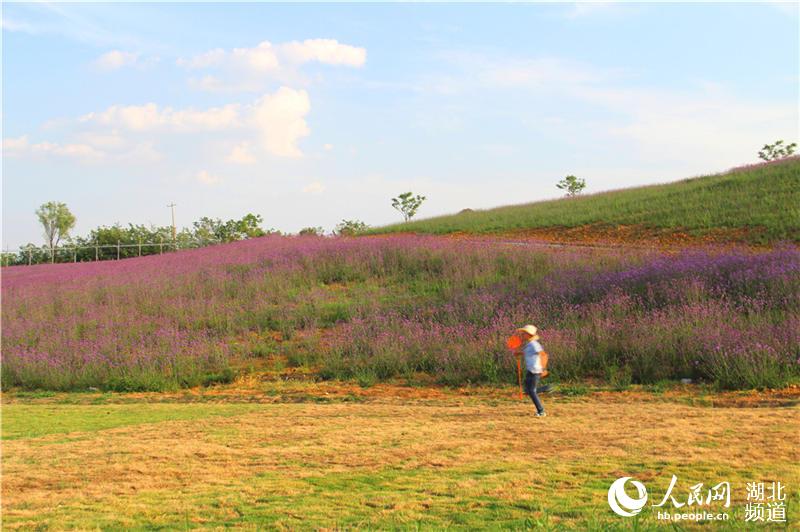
[2,2,798,248]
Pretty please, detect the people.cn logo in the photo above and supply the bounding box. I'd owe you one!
[608,477,649,517]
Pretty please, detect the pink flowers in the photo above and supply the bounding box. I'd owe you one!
[2,234,798,391]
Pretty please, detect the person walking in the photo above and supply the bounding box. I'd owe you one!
[515,324,547,417]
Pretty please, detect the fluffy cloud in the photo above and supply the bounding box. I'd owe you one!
[80,103,241,131]
[3,135,104,161]
[226,142,256,164]
[232,41,280,72]
[280,39,366,67]
[177,39,366,90]
[3,133,163,164]
[76,87,310,158]
[187,75,262,93]
[93,50,139,70]
[252,87,310,158]
[2,135,31,153]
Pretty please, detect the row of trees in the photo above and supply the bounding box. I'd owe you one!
[4,203,276,266]
[3,193,426,265]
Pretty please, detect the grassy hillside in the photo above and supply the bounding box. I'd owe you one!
[367,157,800,244]
[3,236,798,392]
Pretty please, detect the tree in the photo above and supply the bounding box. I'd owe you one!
[192,213,266,243]
[229,213,267,239]
[391,192,426,222]
[299,226,325,236]
[556,175,586,197]
[36,201,76,251]
[758,140,797,162]
[335,219,369,236]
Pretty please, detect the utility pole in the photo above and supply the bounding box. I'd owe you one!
[167,203,177,246]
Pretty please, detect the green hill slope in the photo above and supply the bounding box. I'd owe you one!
[368,157,800,244]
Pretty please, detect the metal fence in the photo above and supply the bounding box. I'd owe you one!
[1,238,222,267]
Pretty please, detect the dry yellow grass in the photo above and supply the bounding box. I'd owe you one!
[2,387,799,529]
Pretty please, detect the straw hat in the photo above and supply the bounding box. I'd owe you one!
[517,325,540,340]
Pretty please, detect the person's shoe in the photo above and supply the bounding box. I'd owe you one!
[535,411,547,417]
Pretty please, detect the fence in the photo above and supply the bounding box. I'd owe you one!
[1,238,222,267]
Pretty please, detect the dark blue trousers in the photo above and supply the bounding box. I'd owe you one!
[524,371,545,414]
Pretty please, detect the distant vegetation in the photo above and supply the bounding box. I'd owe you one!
[299,226,326,236]
[391,191,426,222]
[555,174,586,196]
[335,219,370,236]
[4,212,275,265]
[366,157,800,244]
[759,139,797,162]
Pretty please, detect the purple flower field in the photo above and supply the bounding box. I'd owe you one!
[2,235,798,391]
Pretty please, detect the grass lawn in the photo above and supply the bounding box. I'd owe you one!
[367,157,800,245]
[3,382,798,530]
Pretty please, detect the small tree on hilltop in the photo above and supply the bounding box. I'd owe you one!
[758,140,797,162]
[36,201,76,251]
[391,192,426,222]
[556,175,586,197]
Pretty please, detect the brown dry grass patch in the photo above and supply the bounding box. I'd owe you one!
[3,392,799,529]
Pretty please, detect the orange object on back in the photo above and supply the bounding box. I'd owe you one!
[506,335,522,350]
[540,351,549,377]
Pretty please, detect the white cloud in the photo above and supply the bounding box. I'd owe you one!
[80,103,241,131]
[187,75,262,93]
[280,39,366,67]
[38,87,314,161]
[232,41,280,72]
[4,132,164,164]
[179,39,366,72]
[252,87,310,158]
[3,135,31,153]
[177,39,366,91]
[93,50,139,70]
[302,181,325,194]
[227,142,257,164]
[179,44,280,72]
[170,105,242,131]
[77,131,126,149]
[323,143,333,151]
[196,170,223,185]
[3,135,104,161]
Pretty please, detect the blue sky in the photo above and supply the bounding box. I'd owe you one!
[3,2,798,248]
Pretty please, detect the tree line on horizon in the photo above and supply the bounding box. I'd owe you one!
[1,192,429,266]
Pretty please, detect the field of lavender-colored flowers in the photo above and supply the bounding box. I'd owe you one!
[2,235,798,391]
